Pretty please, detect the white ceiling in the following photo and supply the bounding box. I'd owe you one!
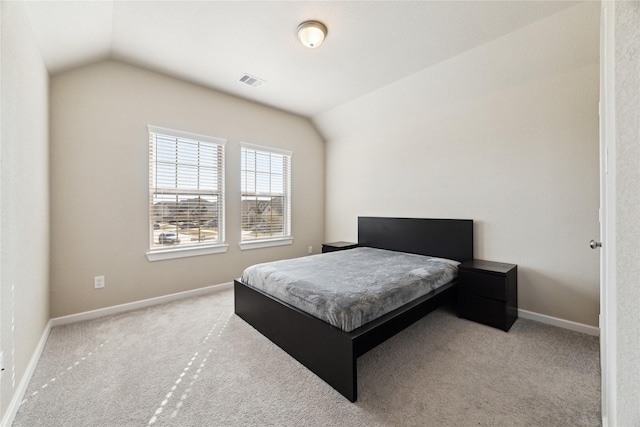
[22,1,580,118]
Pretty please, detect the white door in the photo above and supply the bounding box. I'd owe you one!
[598,2,616,426]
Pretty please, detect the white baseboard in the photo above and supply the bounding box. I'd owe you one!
[51,282,233,326]
[519,308,600,336]
[1,320,53,427]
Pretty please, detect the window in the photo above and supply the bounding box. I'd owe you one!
[147,126,227,261]
[240,143,292,249]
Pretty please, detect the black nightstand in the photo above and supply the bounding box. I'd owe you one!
[458,260,518,332]
[322,241,358,253]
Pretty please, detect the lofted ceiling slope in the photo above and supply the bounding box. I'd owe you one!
[22,1,581,118]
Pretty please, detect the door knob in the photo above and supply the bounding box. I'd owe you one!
[590,239,602,249]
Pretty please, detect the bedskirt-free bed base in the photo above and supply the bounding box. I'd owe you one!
[233,279,457,402]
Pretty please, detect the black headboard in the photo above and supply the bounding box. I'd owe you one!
[358,217,473,262]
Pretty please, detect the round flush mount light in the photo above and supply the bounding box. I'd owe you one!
[297,21,327,48]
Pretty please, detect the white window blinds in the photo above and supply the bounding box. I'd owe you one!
[241,144,291,242]
[148,126,226,251]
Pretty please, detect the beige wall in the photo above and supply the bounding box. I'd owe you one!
[0,0,51,419]
[315,2,600,326]
[614,1,640,424]
[49,60,324,317]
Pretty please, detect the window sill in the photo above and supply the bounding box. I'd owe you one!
[146,244,229,261]
[239,237,293,251]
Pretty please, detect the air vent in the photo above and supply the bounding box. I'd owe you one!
[239,74,266,88]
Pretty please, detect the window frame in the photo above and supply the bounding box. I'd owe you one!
[146,125,228,261]
[239,142,292,251]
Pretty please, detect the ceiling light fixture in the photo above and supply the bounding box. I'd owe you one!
[297,21,327,49]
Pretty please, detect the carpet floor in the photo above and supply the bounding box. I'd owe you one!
[13,286,601,426]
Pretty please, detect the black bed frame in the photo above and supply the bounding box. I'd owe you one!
[234,217,473,402]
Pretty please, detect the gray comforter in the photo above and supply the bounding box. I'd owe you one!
[240,247,459,332]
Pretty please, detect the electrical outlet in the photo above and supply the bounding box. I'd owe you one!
[94,275,105,289]
[308,246,313,254]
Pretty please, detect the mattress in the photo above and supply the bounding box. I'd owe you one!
[240,247,459,332]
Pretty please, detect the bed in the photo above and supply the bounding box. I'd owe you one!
[234,217,474,402]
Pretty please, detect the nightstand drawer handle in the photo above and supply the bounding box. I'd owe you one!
[589,239,602,249]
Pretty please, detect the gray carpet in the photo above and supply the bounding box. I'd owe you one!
[13,287,601,426]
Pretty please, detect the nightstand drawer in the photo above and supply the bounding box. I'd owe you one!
[458,292,508,331]
[458,269,507,301]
